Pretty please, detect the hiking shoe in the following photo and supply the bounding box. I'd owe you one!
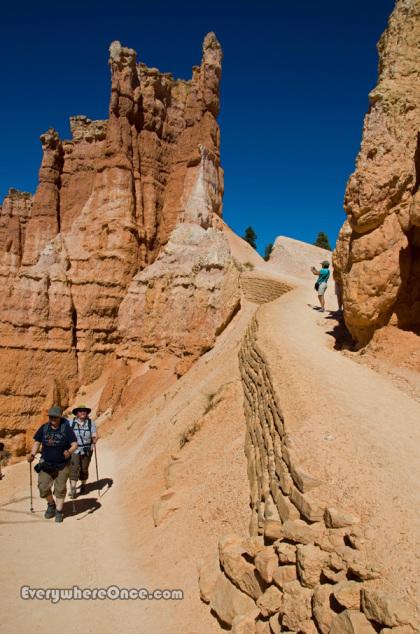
[79,483,86,495]
[55,511,64,523]
[69,489,77,499]
[44,503,56,519]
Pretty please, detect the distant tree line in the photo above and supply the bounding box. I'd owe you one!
[241,226,332,258]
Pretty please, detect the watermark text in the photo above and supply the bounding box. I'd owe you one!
[21,585,183,603]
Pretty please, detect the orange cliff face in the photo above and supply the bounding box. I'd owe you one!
[0,33,240,455]
[334,0,420,346]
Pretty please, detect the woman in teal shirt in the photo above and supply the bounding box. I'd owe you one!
[311,260,330,312]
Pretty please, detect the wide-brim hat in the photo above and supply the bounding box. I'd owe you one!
[48,405,63,418]
[72,404,92,416]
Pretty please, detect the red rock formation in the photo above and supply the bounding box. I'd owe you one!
[0,189,32,270]
[333,0,420,345]
[0,33,240,451]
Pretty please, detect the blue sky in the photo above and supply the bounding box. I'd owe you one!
[0,0,395,254]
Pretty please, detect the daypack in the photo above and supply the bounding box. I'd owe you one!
[71,417,93,454]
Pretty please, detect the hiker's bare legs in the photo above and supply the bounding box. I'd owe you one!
[318,294,325,311]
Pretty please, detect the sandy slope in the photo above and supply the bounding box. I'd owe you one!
[257,285,420,619]
[1,236,419,632]
[0,300,255,634]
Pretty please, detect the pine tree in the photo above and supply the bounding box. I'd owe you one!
[264,243,273,261]
[243,226,257,250]
[314,231,331,251]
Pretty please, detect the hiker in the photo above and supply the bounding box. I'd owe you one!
[0,442,5,480]
[27,405,77,523]
[311,260,330,312]
[69,405,98,498]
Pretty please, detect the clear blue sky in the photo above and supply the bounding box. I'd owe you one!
[0,0,395,254]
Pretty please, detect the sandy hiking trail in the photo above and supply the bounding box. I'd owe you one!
[1,261,419,632]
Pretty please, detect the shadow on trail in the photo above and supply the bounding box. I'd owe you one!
[324,311,355,351]
[83,477,113,496]
[63,497,102,519]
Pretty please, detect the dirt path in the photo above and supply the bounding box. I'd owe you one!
[1,267,419,631]
[0,303,255,634]
[256,282,420,618]
[0,444,169,633]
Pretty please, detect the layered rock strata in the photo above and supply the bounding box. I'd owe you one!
[0,33,240,448]
[333,0,420,345]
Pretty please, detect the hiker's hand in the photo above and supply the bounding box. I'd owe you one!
[63,450,70,459]
[27,453,35,463]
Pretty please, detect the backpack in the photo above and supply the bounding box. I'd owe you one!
[71,417,93,454]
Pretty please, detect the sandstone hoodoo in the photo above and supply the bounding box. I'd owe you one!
[333,0,420,347]
[0,33,240,452]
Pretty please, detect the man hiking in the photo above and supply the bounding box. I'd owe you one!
[311,260,330,312]
[27,405,77,523]
[69,405,98,498]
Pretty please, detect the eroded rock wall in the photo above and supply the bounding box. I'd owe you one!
[333,0,420,345]
[0,33,239,449]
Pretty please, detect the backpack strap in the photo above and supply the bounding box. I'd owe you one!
[42,419,68,445]
[72,417,93,452]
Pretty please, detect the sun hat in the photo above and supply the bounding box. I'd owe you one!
[321,261,330,267]
[72,404,92,416]
[48,405,63,418]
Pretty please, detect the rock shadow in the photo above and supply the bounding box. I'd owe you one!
[324,312,355,351]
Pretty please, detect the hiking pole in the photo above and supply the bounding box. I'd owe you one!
[93,444,100,496]
[70,480,77,515]
[29,463,34,513]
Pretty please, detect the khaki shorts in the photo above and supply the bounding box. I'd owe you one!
[38,465,69,499]
[318,282,328,296]
[69,452,92,481]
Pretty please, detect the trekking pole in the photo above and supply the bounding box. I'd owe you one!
[94,444,100,496]
[70,480,77,515]
[29,463,34,513]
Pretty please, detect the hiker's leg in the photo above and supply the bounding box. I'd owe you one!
[69,453,80,493]
[38,471,56,517]
[54,466,69,512]
[80,454,91,483]
[318,283,327,311]
[38,470,53,500]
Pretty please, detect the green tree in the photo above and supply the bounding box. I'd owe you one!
[263,243,273,261]
[243,226,257,250]
[314,231,331,251]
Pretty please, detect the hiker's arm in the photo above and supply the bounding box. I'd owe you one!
[311,267,320,275]
[63,441,78,460]
[27,441,41,462]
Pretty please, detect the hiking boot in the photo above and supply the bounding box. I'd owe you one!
[55,510,64,523]
[79,483,86,495]
[44,503,56,519]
